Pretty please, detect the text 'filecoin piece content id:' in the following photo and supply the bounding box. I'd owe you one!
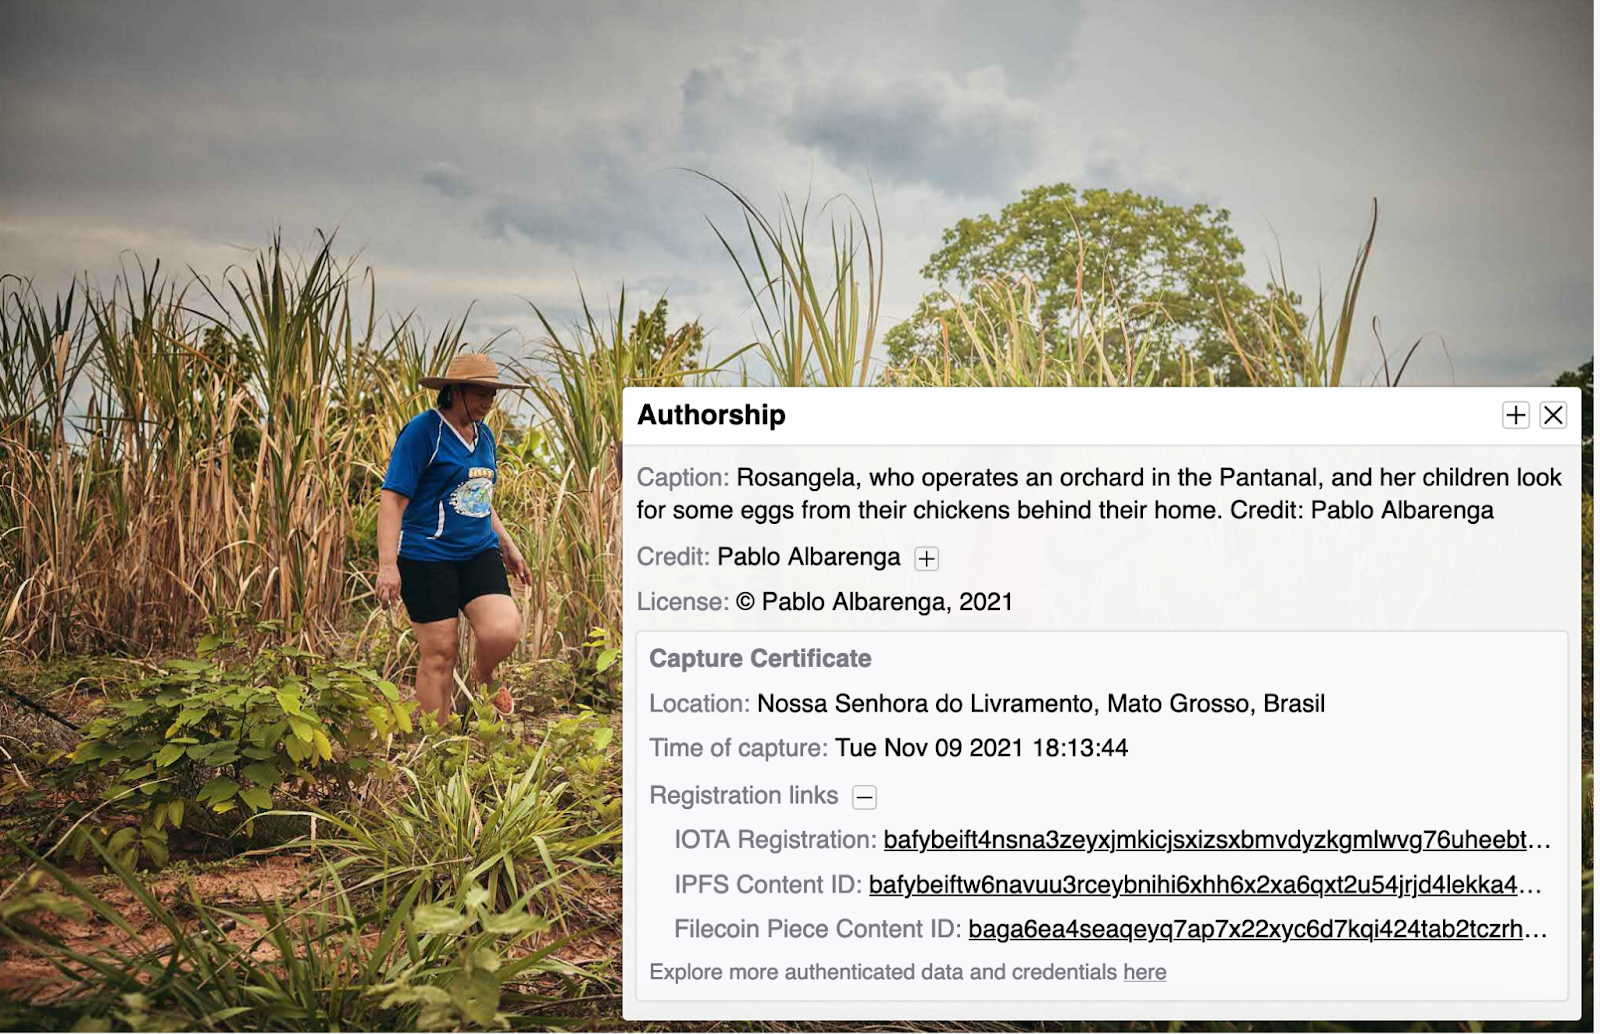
[621,388,1582,1022]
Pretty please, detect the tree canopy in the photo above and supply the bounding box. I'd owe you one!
[1553,359,1593,494]
[885,184,1300,384]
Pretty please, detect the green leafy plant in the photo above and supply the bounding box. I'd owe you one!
[53,630,412,867]
[548,709,617,810]
[313,765,617,918]
[567,627,620,710]
[1,843,587,1031]
[412,697,614,799]
[583,627,620,675]
[316,708,620,915]
[372,880,566,1030]
[415,703,546,787]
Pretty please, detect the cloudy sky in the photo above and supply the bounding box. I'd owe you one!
[0,0,1590,386]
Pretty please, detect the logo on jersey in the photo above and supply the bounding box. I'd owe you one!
[449,470,494,518]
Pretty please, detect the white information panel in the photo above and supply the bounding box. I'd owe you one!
[622,388,1583,1021]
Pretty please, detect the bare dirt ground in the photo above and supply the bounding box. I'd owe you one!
[0,851,625,1011]
[0,853,312,1002]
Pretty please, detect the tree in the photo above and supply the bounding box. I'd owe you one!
[1553,359,1592,494]
[1553,359,1593,437]
[885,184,1300,384]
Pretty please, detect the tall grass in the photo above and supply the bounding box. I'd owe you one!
[511,291,749,655]
[696,172,884,387]
[1227,199,1381,388]
[0,241,383,652]
[0,237,602,663]
[0,277,94,653]
[0,190,1388,661]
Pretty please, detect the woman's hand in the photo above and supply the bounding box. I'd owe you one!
[490,510,531,584]
[376,561,402,606]
[503,541,532,585]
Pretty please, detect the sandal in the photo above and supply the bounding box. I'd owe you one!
[489,678,514,716]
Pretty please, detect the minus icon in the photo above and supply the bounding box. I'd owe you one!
[853,785,877,810]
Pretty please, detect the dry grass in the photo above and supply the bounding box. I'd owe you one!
[0,238,625,678]
[0,194,1395,663]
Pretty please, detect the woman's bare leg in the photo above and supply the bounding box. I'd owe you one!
[462,594,522,708]
[411,616,460,723]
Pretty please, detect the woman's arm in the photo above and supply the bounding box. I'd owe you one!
[490,510,531,584]
[376,489,409,605]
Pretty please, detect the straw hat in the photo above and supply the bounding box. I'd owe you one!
[418,353,529,390]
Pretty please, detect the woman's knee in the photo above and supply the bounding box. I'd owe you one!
[465,597,522,659]
[412,617,460,670]
[477,621,521,659]
[419,639,459,672]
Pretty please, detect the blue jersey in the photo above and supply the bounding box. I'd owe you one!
[382,410,500,562]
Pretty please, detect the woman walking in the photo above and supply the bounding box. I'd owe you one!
[374,353,532,725]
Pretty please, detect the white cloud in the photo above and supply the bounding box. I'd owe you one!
[0,0,1588,387]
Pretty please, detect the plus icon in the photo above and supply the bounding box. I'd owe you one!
[1502,401,1530,429]
[915,547,939,571]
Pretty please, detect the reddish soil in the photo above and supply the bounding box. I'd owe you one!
[0,852,312,1003]
[0,853,624,1008]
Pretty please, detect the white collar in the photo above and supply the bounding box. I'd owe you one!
[441,414,477,452]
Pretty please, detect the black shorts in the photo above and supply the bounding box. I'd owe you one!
[397,548,511,624]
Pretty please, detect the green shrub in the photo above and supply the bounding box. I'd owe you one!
[318,708,620,915]
[574,627,621,710]
[1,843,585,1031]
[53,631,412,867]
[415,705,618,827]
